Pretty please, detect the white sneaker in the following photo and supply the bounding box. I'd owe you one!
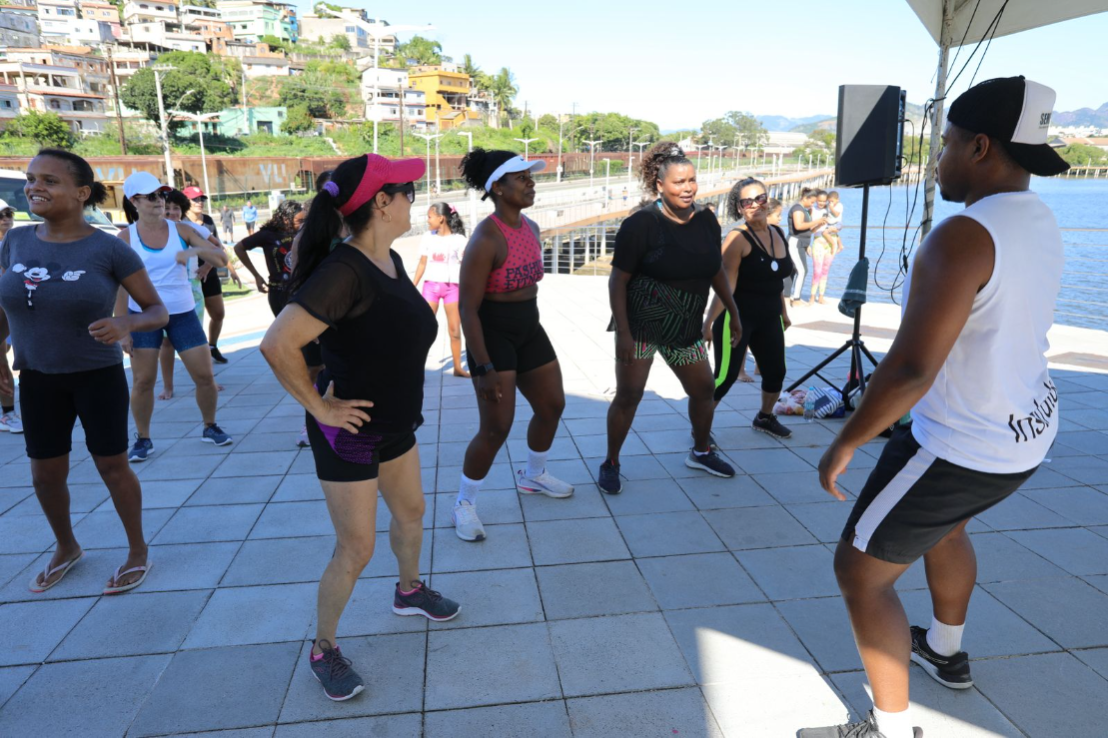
[0,412,23,434]
[516,469,574,498]
[452,501,486,542]
[296,425,310,448]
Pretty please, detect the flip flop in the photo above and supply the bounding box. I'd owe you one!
[103,561,152,595]
[28,551,84,593]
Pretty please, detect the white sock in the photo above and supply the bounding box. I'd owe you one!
[872,705,914,739]
[456,474,483,507]
[927,616,965,656]
[525,449,548,479]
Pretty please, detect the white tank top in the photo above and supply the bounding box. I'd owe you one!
[907,190,1063,474]
[126,220,196,315]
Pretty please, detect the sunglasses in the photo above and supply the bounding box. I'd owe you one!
[0,209,13,219]
[382,182,416,204]
[739,193,769,209]
[137,192,168,202]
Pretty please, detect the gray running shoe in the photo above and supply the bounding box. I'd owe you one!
[797,710,923,738]
[597,460,622,495]
[128,436,154,463]
[752,412,792,439]
[309,639,364,701]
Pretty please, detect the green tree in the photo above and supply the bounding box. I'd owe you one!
[121,51,235,131]
[565,111,662,152]
[259,34,291,53]
[277,78,346,119]
[1058,143,1108,166]
[397,36,442,67]
[699,111,768,154]
[281,103,315,134]
[3,110,73,147]
[328,34,351,51]
[489,67,518,127]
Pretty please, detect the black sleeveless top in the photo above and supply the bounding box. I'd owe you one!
[733,225,793,314]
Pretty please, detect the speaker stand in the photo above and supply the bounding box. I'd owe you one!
[787,183,881,395]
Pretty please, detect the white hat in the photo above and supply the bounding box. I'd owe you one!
[123,171,170,199]
[484,155,546,194]
[0,199,10,211]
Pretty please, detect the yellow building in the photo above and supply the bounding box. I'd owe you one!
[408,64,481,130]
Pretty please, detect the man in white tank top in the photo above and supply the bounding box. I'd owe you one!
[799,77,1070,739]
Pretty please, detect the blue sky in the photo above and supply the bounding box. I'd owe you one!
[295,1,1108,131]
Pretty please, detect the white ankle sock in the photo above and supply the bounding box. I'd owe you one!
[872,705,914,739]
[927,616,965,656]
[525,449,548,478]
[456,474,483,507]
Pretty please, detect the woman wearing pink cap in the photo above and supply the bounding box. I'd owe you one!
[261,154,460,702]
[413,202,469,377]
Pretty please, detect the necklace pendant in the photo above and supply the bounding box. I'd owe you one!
[771,261,779,272]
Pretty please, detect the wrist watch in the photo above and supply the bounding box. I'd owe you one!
[471,363,495,377]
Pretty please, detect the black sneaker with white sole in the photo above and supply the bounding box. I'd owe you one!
[910,625,973,689]
[752,412,792,439]
[797,710,923,738]
[684,449,735,477]
[598,460,622,495]
[308,639,364,701]
[393,581,460,621]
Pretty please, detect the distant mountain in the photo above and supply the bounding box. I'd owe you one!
[1053,103,1108,128]
[757,114,831,132]
[782,102,929,135]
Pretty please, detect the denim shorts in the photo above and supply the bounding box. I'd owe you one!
[130,309,209,352]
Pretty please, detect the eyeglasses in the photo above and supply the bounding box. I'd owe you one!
[738,193,768,209]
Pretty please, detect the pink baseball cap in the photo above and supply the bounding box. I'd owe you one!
[182,186,207,200]
[337,154,426,217]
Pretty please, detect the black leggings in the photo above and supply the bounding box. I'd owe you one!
[712,308,787,401]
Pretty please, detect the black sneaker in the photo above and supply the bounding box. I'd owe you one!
[393,581,460,621]
[910,625,973,689]
[689,431,721,452]
[308,639,364,701]
[797,710,923,738]
[684,449,735,478]
[210,346,228,364]
[753,412,793,439]
[598,459,622,495]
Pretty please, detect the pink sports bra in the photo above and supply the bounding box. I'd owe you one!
[485,214,545,293]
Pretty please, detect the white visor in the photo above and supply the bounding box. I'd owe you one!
[484,156,546,193]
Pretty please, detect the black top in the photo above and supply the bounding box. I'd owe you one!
[612,205,723,299]
[196,214,217,269]
[787,203,813,247]
[240,227,295,286]
[290,245,438,435]
[733,225,793,315]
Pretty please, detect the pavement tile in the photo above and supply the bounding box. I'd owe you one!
[51,590,210,661]
[271,474,324,502]
[432,523,533,572]
[144,542,242,591]
[753,471,837,504]
[0,515,75,555]
[702,672,849,737]
[183,583,317,649]
[0,665,34,710]
[535,560,657,620]
[637,552,764,609]
[1007,527,1108,576]
[69,508,173,550]
[424,622,561,710]
[433,463,514,493]
[211,451,294,479]
[599,477,695,515]
[154,504,264,545]
[222,536,335,587]
[972,652,1108,738]
[0,487,32,517]
[424,700,570,738]
[527,517,631,565]
[664,603,816,683]
[519,485,610,521]
[0,654,171,738]
[0,597,95,666]
[5,484,108,516]
[1022,464,1087,489]
[130,643,299,737]
[250,501,333,539]
[968,531,1069,582]
[566,687,723,738]
[426,567,544,629]
[1023,486,1108,526]
[973,493,1075,530]
[185,475,282,506]
[275,714,421,738]
[831,669,1021,738]
[736,544,838,600]
[582,455,670,481]
[279,634,424,724]
[549,612,693,697]
[785,501,851,544]
[984,577,1108,649]
[137,453,226,481]
[706,505,818,550]
[1074,647,1108,681]
[615,511,724,558]
[724,448,813,475]
[676,474,778,509]
[432,489,521,528]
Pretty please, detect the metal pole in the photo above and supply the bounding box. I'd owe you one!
[921,0,953,241]
[106,45,127,154]
[372,33,379,153]
[434,135,441,193]
[198,116,211,199]
[556,113,564,183]
[153,69,174,187]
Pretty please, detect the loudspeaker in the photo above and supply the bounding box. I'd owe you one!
[834,85,906,187]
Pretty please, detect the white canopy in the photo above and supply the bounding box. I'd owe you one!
[907,0,1108,238]
[906,0,1108,46]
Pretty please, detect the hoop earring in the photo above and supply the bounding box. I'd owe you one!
[382,212,392,223]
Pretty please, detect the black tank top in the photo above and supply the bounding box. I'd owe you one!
[733,225,793,314]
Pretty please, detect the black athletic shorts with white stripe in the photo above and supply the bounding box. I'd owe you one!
[842,425,1037,564]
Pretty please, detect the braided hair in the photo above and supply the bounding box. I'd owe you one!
[638,141,693,196]
[459,148,517,201]
[431,201,466,236]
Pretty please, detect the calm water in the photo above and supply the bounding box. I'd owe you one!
[815,177,1108,331]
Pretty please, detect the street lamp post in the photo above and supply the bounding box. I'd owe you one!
[601,158,611,201]
[583,139,602,190]
[630,140,649,183]
[714,144,727,176]
[171,109,219,201]
[414,132,442,205]
[513,137,539,160]
[626,126,637,183]
[454,130,476,225]
[151,65,176,187]
[692,143,707,171]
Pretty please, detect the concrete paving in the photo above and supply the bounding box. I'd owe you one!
[1,257,1107,737]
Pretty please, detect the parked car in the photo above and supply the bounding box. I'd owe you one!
[0,168,120,234]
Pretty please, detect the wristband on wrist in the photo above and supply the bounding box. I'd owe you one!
[472,363,495,377]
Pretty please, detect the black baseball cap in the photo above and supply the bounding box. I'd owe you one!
[946,76,1070,177]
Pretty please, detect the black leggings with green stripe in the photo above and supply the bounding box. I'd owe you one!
[711,308,787,402]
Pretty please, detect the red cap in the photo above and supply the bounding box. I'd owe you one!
[182,186,206,200]
[338,154,426,217]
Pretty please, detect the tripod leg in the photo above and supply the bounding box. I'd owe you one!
[787,341,851,393]
[860,342,881,368]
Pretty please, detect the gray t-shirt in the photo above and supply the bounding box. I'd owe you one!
[787,203,813,247]
[0,224,144,373]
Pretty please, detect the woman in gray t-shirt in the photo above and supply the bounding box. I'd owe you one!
[0,149,167,595]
